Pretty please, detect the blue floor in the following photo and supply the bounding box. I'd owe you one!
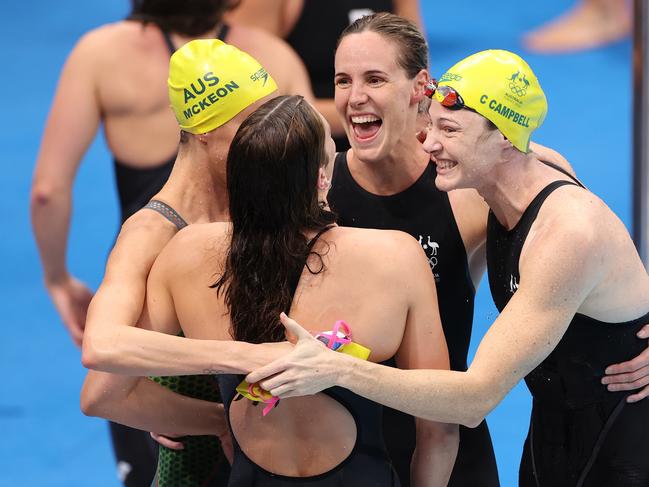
[2,1,632,485]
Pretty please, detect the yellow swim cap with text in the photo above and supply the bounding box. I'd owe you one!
[168,39,278,134]
[438,50,547,152]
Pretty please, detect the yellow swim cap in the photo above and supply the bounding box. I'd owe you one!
[437,50,547,153]
[168,39,278,134]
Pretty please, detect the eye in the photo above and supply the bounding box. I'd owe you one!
[335,77,351,88]
[442,126,457,134]
[367,76,385,86]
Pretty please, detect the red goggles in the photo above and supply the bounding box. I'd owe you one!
[424,79,466,110]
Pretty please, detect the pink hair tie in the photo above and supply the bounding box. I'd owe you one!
[314,320,352,350]
[246,382,280,417]
[236,320,369,417]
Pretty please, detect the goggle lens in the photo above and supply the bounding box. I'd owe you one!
[425,79,465,110]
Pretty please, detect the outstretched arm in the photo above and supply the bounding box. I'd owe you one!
[249,214,600,427]
[30,33,101,346]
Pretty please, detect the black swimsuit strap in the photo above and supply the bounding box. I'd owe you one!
[161,23,229,55]
[161,30,176,54]
[540,160,586,188]
[143,200,188,230]
[287,226,334,301]
[216,23,230,41]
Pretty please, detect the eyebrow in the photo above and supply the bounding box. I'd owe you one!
[334,69,389,77]
[437,117,461,125]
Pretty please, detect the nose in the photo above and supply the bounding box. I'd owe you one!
[349,82,369,108]
[421,127,443,156]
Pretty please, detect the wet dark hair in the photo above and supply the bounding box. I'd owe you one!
[337,12,429,78]
[212,95,336,343]
[128,0,240,37]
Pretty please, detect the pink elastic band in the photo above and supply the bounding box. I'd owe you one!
[315,320,352,350]
[247,383,280,417]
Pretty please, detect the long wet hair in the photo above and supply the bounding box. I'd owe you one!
[128,0,240,36]
[212,96,336,343]
[337,12,429,78]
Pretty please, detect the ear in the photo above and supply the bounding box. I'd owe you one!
[411,69,430,105]
[317,167,332,190]
[197,134,208,145]
[499,134,518,160]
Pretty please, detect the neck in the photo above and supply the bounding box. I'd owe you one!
[348,135,430,195]
[155,151,229,223]
[478,154,561,230]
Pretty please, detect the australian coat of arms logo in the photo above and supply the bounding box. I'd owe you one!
[508,71,529,97]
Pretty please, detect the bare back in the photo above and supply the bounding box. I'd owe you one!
[146,223,449,477]
[76,21,313,169]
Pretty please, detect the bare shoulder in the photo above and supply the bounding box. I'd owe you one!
[228,24,296,56]
[72,21,164,65]
[227,23,306,93]
[120,208,178,239]
[73,21,132,54]
[330,226,425,268]
[105,210,179,279]
[154,222,231,276]
[530,185,622,256]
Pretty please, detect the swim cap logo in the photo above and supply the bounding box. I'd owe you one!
[250,67,270,86]
[439,73,462,83]
[507,71,529,97]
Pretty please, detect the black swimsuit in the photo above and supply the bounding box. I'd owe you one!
[217,227,400,486]
[487,167,649,487]
[328,152,499,487]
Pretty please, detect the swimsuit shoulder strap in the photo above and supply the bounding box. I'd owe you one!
[143,199,188,230]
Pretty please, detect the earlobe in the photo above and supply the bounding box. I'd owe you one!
[501,137,517,158]
[317,168,332,191]
[411,69,430,104]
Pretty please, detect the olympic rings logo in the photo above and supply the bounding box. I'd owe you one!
[509,82,527,97]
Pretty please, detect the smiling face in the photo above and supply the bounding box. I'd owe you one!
[334,31,426,163]
[422,101,505,193]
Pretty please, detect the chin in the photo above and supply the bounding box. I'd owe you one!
[350,141,385,164]
[434,174,461,193]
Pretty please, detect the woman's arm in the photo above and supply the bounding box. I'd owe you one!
[81,219,291,438]
[81,217,289,376]
[81,371,227,438]
[30,33,102,346]
[248,212,600,427]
